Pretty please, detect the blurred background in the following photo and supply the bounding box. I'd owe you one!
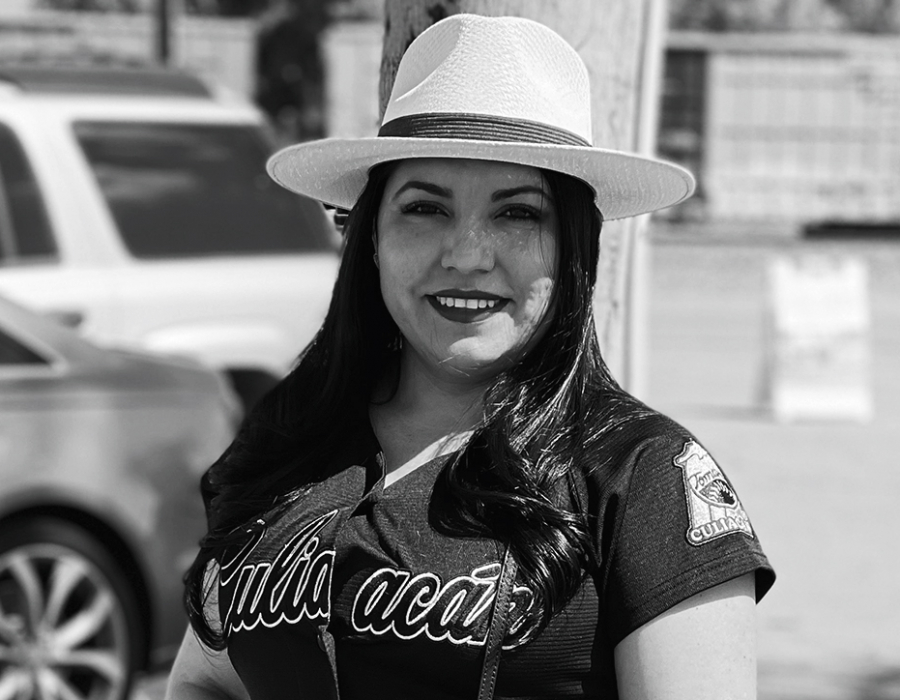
[0,1,896,699]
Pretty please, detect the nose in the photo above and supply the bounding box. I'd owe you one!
[440,218,496,273]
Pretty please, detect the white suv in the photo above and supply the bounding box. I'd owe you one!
[0,64,339,408]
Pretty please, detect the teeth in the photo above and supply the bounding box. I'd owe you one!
[436,296,498,310]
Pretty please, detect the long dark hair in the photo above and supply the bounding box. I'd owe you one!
[184,161,647,649]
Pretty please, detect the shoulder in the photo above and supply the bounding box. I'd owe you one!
[575,394,775,645]
[578,389,694,492]
[576,390,748,545]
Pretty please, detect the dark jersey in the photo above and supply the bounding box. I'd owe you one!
[216,412,774,700]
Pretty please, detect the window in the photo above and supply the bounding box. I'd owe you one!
[73,122,334,259]
[659,48,707,202]
[0,122,57,263]
[0,328,47,365]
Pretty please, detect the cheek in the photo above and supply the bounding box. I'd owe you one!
[521,277,555,331]
[506,227,557,276]
[539,231,558,277]
[519,233,557,302]
[378,219,437,272]
[378,257,409,315]
[377,234,431,317]
[515,234,557,331]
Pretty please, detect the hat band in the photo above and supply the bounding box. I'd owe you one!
[378,113,590,147]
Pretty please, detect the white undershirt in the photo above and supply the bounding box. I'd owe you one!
[383,429,475,489]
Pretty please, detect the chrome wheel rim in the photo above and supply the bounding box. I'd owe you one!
[0,544,130,700]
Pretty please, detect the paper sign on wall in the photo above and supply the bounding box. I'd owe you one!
[762,254,872,422]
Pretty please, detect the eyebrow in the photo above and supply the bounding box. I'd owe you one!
[491,185,552,202]
[391,181,452,200]
[390,181,552,203]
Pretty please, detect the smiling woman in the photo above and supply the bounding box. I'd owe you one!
[376,159,558,384]
[168,13,775,700]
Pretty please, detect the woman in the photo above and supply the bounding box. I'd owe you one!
[167,14,774,700]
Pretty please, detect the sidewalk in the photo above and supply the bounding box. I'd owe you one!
[646,227,900,700]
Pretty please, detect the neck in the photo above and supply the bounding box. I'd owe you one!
[398,346,491,421]
[370,348,492,475]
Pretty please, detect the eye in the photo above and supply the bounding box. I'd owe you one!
[400,201,446,216]
[498,204,541,221]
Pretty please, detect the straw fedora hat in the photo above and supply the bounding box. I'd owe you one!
[267,14,695,221]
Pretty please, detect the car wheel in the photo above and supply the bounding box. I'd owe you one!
[0,517,142,700]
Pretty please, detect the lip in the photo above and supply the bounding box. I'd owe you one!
[426,290,510,323]
[430,289,506,301]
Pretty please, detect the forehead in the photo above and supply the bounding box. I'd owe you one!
[383,158,547,192]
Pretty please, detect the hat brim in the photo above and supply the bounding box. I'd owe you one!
[267,137,695,221]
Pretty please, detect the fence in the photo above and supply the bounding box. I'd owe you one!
[661,32,900,224]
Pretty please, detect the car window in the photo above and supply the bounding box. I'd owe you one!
[0,327,47,365]
[0,122,58,264]
[73,121,334,259]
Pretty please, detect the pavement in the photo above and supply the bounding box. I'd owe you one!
[133,222,900,700]
[647,223,900,700]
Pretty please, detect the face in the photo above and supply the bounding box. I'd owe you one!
[376,158,558,385]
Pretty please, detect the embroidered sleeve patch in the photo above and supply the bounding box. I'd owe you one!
[673,441,754,546]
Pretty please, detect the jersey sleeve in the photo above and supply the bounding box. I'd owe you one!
[599,426,775,646]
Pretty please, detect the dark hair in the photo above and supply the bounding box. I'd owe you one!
[184,160,646,649]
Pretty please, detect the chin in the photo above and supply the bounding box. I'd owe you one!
[441,341,521,378]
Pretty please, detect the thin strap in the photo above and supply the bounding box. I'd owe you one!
[478,546,518,700]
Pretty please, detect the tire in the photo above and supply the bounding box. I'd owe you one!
[0,517,142,700]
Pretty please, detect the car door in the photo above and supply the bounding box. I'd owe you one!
[70,117,339,378]
[0,112,118,337]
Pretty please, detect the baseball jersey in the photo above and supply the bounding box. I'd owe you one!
[216,411,775,700]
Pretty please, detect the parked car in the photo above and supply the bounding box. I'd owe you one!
[0,292,239,700]
[0,63,340,409]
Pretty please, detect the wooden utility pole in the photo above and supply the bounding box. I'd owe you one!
[380,0,669,396]
[156,0,171,64]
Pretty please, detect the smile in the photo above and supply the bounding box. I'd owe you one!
[426,293,508,323]
[435,296,499,310]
